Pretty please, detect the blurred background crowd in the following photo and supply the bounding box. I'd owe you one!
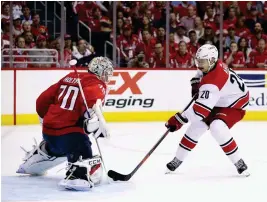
[1,1,267,68]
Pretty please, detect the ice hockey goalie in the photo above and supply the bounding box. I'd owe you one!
[17,57,114,191]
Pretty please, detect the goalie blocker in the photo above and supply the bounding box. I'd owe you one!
[17,57,114,191]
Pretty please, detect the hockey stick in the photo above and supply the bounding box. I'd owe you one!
[107,96,196,181]
[69,60,109,176]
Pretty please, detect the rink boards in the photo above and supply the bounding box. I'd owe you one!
[1,68,267,125]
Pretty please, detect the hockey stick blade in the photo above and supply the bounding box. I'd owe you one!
[107,170,131,181]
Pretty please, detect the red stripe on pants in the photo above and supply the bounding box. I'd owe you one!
[180,136,197,150]
[221,140,237,153]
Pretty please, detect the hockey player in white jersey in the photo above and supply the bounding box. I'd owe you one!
[165,44,250,176]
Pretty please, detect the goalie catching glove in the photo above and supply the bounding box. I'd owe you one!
[165,112,188,132]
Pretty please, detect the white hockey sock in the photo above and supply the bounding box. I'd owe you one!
[176,121,208,161]
[210,120,241,164]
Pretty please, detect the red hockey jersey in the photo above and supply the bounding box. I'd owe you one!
[36,72,106,136]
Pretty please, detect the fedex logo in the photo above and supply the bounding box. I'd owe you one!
[108,72,146,95]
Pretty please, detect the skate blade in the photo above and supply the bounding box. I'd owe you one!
[240,171,250,177]
[165,169,175,174]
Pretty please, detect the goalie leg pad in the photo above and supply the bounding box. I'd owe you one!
[17,140,66,175]
[58,156,103,191]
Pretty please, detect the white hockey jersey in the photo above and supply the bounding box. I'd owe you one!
[183,60,249,123]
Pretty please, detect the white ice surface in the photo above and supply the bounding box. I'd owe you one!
[1,122,267,202]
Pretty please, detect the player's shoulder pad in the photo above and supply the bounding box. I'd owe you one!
[199,83,219,93]
[200,60,229,90]
[81,73,105,87]
[61,72,75,81]
[58,72,79,85]
[82,74,106,95]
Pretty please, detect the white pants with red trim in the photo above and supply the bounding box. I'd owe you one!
[175,120,242,165]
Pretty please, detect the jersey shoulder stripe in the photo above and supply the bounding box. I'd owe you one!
[200,61,229,90]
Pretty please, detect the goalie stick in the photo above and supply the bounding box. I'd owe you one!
[69,60,109,176]
[107,95,197,181]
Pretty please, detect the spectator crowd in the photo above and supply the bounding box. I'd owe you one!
[2,1,267,68]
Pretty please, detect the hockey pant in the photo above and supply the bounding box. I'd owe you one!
[175,107,245,164]
[43,132,93,163]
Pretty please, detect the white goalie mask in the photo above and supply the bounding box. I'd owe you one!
[195,44,218,72]
[88,57,114,83]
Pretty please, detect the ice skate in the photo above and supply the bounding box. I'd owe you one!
[235,159,250,177]
[58,161,94,191]
[58,156,103,191]
[165,157,182,174]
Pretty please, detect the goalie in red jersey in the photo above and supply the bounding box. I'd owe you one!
[17,57,114,191]
[165,44,250,176]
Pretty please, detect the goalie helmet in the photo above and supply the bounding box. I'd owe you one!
[195,44,218,72]
[88,57,114,83]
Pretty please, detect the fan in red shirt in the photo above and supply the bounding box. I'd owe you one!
[55,39,72,67]
[170,12,179,33]
[235,16,251,38]
[31,13,48,38]
[237,1,257,16]
[1,20,12,42]
[87,7,102,32]
[248,38,267,68]
[12,15,23,37]
[117,24,139,67]
[137,16,157,41]
[156,26,166,46]
[187,30,200,57]
[148,42,166,68]
[17,57,113,191]
[249,23,267,49]
[12,36,28,68]
[169,33,179,58]
[173,1,192,19]
[136,30,156,59]
[151,2,165,21]
[171,41,194,68]
[23,31,35,48]
[1,3,10,23]
[203,7,216,31]
[224,6,237,27]
[63,34,72,65]
[72,1,98,23]
[224,42,245,68]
